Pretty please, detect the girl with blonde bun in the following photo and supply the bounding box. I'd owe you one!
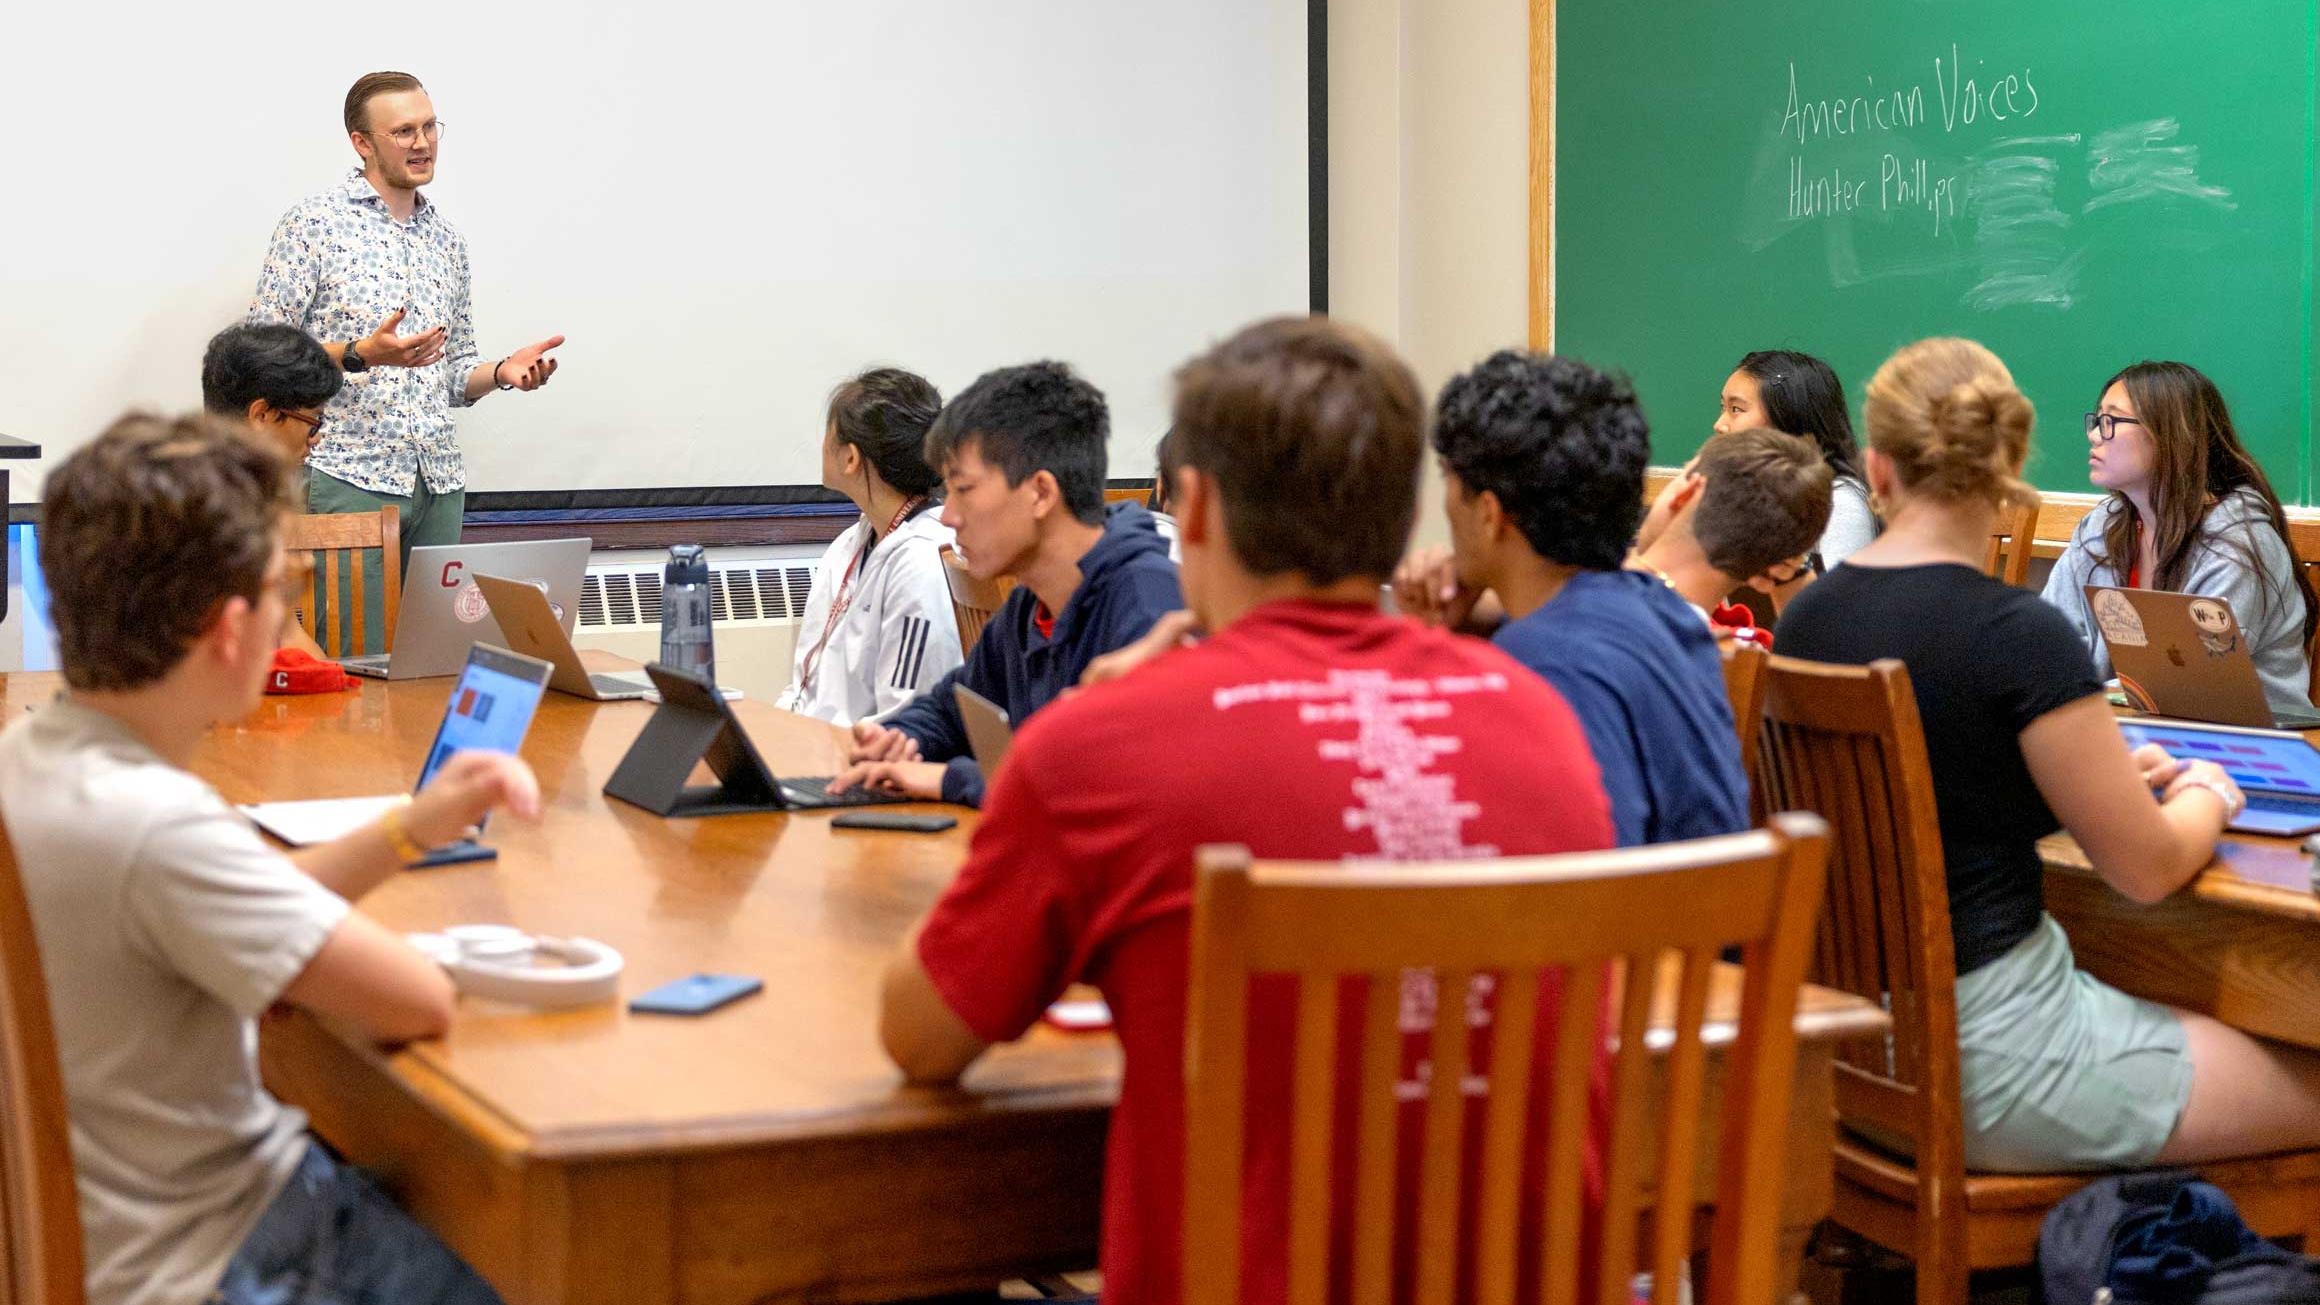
[1777,337,2320,1171]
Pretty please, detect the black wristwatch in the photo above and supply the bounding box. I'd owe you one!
[341,341,370,374]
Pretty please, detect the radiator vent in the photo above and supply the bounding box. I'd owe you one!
[579,563,818,631]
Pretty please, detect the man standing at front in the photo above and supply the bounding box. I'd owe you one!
[249,70,564,598]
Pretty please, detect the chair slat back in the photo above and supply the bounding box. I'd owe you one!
[0,813,87,1305]
[2284,519,2320,709]
[1720,641,1769,821]
[1983,494,2040,587]
[1183,816,1830,1305]
[282,508,400,658]
[938,544,1012,654]
[1755,656,1964,1170]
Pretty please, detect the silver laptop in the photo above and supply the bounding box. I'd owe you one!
[2115,718,2320,836]
[954,683,1013,775]
[342,538,590,680]
[472,572,654,701]
[2088,586,2320,730]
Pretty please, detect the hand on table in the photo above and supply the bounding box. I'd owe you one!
[826,759,947,801]
[849,720,922,764]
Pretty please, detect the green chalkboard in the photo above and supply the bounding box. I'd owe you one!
[1554,1,2319,500]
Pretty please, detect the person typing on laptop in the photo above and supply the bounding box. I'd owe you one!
[0,413,539,1305]
[831,362,1181,806]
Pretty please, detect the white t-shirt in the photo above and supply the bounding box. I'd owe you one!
[776,508,965,724]
[0,698,350,1305]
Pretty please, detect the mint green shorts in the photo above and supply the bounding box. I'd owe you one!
[1952,914,2193,1172]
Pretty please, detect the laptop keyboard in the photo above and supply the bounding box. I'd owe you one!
[779,776,909,808]
[2245,795,2320,817]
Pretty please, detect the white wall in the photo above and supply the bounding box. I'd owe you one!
[1327,0,1531,546]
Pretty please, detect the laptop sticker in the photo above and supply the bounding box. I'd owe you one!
[2187,597,2240,658]
[2091,587,2148,648]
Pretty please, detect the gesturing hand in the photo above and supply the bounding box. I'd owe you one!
[496,335,566,392]
[361,308,448,368]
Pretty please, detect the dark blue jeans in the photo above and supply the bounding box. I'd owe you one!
[208,1143,501,1305]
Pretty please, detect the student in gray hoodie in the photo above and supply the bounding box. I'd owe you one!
[2042,360,2315,715]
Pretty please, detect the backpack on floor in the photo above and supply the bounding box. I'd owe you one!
[2039,1171,2320,1304]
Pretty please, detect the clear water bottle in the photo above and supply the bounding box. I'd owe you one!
[659,544,715,683]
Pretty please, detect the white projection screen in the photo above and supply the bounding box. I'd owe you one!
[0,2,1313,500]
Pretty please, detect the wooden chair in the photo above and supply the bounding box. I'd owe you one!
[938,544,1012,653]
[283,507,400,657]
[1981,493,2040,586]
[1182,815,1831,1305]
[2286,519,2320,708]
[1104,486,1155,508]
[1756,654,2320,1305]
[0,814,88,1305]
[1719,640,1769,820]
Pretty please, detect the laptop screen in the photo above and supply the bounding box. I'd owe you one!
[416,647,552,791]
[2117,720,2320,798]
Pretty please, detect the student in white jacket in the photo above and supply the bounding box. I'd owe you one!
[777,368,964,724]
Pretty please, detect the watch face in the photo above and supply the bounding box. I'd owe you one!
[342,344,367,373]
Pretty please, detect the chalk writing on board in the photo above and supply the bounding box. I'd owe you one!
[1768,44,2235,311]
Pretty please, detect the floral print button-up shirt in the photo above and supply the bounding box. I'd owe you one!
[249,169,482,495]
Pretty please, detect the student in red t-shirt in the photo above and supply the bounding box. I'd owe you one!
[878,316,1617,1305]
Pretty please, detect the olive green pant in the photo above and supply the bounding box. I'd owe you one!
[303,471,466,657]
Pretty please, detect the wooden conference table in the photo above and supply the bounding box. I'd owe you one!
[0,667,1886,1304]
[2046,820,2320,1051]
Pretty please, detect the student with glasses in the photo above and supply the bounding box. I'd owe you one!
[248,71,567,638]
[2041,361,2317,716]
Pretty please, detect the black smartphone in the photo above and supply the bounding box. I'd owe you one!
[830,811,958,833]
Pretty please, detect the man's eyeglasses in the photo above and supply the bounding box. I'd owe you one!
[278,409,325,448]
[2084,412,2145,443]
[369,120,445,149]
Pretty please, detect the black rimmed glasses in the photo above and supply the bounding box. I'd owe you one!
[2084,411,2145,442]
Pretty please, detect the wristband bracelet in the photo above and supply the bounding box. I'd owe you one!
[493,356,517,392]
[2178,776,2246,822]
[379,795,435,864]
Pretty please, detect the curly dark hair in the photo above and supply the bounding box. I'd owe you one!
[1432,351,1649,570]
[201,323,342,416]
[43,412,293,691]
[922,361,1108,526]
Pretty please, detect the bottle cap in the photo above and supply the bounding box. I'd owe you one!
[665,543,708,585]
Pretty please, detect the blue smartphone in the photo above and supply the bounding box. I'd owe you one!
[628,973,763,1016]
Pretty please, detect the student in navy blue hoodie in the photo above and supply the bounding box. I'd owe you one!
[832,361,1182,806]
[1395,351,1757,846]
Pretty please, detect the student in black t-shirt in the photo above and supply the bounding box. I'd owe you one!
[1777,336,2320,1172]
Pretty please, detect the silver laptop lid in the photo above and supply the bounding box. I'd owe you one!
[387,538,591,679]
